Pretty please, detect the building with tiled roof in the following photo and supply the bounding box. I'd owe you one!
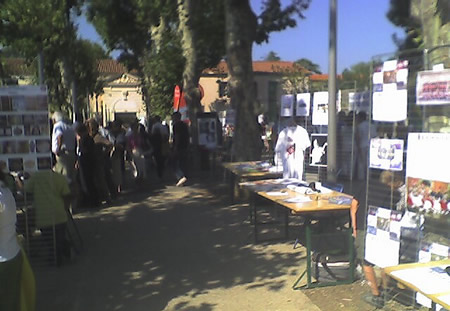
[200,60,327,122]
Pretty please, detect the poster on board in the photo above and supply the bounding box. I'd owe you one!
[309,134,327,167]
[296,93,310,117]
[406,133,450,214]
[416,69,450,105]
[0,86,51,173]
[280,94,294,117]
[372,59,409,122]
[364,206,402,268]
[312,92,328,125]
[369,138,404,171]
[197,113,218,150]
[349,91,370,113]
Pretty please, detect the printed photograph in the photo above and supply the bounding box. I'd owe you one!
[407,177,449,213]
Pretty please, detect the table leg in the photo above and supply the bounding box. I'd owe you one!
[284,207,289,240]
[252,193,258,243]
[306,220,312,287]
[230,173,235,204]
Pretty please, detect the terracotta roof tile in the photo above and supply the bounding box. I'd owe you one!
[203,60,311,74]
[97,59,127,74]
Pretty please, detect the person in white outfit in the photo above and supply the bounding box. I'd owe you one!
[274,117,311,179]
[0,170,22,310]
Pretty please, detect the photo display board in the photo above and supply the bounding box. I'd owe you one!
[349,91,370,113]
[0,86,51,173]
[312,92,328,125]
[309,134,327,167]
[365,206,402,268]
[369,138,404,171]
[197,113,219,150]
[406,133,450,214]
[280,94,294,117]
[296,93,310,117]
[372,59,409,122]
[416,69,450,105]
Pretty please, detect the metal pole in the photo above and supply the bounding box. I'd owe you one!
[327,0,337,182]
[38,52,45,86]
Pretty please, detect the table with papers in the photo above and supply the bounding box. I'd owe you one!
[384,259,450,310]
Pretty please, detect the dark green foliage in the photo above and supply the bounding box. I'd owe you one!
[340,62,371,91]
[264,51,281,61]
[255,0,311,43]
[386,0,423,50]
[295,58,321,74]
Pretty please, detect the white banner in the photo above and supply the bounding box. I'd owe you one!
[406,133,450,183]
[312,92,328,125]
[369,138,404,171]
[280,94,294,117]
[372,60,408,122]
[416,69,450,105]
[296,93,310,117]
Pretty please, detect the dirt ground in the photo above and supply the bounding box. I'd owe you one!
[31,167,419,311]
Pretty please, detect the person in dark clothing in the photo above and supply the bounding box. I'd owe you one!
[171,112,190,186]
[75,123,99,207]
[151,116,169,180]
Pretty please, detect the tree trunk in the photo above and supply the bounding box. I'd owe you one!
[224,0,261,161]
[177,0,202,145]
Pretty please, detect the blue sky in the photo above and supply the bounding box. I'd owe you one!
[76,0,404,74]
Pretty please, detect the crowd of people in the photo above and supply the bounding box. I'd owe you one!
[52,111,190,209]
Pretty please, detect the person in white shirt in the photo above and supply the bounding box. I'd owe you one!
[0,170,22,310]
[274,117,311,179]
[51,111,76,184]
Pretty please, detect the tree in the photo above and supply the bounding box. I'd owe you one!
[87,0,225,128]
[294,58,321,74]
[264,51,281,61]
[177,0,225,144]
[386,0,423,50]
[340,61,371,91]
[0,0,103,116]
[224,0,310,161]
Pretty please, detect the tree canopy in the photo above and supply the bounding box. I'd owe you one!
[294,58,321,74]
[264,51,281,61]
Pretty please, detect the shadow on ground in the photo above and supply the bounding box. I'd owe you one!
[34,171,312,311]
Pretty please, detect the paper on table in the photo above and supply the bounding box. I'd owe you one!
[284,196,312,204]
[438,294,450,307]
[390,265,450,294]
[266,191,289,196]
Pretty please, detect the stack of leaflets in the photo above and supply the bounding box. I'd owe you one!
[328,196,353,205]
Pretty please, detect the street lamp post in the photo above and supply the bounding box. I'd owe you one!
[327,0,338,182]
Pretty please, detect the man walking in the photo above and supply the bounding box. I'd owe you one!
[171,112,189,186]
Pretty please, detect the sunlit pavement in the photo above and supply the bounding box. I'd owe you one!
[34,170,321,311]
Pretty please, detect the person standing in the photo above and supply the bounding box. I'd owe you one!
[75,123,99,207]
[171,112,190,186]
[151,116,170,180]
[108,120,126,194]
[0,170,22,310]
[51,111,76,185]
[274,117,311,179]
[24,168,72,266]
[87,119,113,202]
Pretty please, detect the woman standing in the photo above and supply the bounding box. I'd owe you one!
[0,170,22,310]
